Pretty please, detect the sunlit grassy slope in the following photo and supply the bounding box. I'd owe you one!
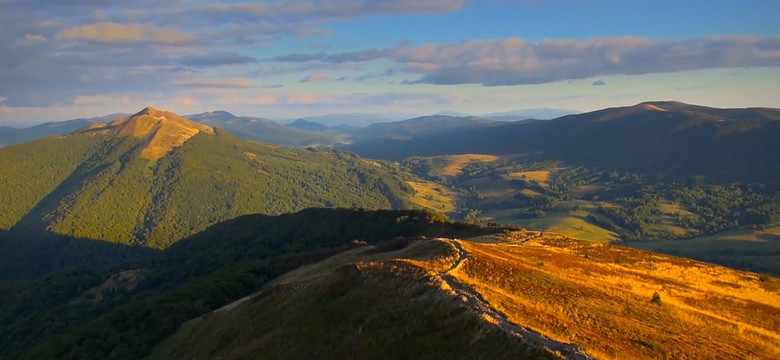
[408,180,458,213]
[153,232,780,360]
[454,234,780,360]
[439,154,498,176]
[151,240,557,360]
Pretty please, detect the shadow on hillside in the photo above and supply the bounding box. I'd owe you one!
[0,228,158,283]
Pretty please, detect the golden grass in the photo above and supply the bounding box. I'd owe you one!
[407,180,457,213]
[178,231,779,360]
[439,154,498,176]
[508,170,551,185]
[657,202,696,217]
[430,235,780,360]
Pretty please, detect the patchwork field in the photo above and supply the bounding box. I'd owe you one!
[439,154,498,176]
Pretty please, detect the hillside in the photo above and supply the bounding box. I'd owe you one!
[187,110,345,146]
[0,107,412,253]
[1,209,499,360]
[342,102,780,182]
[152,231,780,360]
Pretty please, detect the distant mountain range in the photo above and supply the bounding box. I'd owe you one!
[0,107,578,147]
[0,114,125,146]
[341,101,780,182]
[186,110,346,146]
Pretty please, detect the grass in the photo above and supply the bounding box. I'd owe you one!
[483,208,617,243]
[508,170,552,186]
[152,232,780,360]
[408,180,458,213]
[447,235,780,360]
[439,154,498,176]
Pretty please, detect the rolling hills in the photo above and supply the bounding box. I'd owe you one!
[342,101,780,182]
[0,107,412,251]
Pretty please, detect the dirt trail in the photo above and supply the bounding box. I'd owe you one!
[440,239,595,360]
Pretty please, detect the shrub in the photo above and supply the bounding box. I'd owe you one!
[651,292,662,305]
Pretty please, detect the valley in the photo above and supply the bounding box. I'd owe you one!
[397,153,779,274]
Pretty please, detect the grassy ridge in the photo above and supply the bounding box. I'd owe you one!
[454,235,780,359]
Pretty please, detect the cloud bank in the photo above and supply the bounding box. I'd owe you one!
[274,36,780,86]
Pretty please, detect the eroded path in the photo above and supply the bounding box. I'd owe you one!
[440,239,595,360]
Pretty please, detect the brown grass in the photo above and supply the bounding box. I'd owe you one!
[425,234,780,360]
[439,154,498,176]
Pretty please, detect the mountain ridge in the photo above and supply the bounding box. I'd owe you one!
[79,106,214,160]
[340,101,780,182]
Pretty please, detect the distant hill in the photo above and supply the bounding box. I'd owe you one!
[287,118,330,131]
[481,107,578,121]
[0,107,412,251]
[293,113,402,128]
[353,115,500,141]
[187,110,345,146]
[0,114,123,147]
[341,102,780,182]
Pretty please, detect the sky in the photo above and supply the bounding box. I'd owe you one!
[1,0,779,125]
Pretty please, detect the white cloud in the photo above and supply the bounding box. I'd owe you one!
[24,34,46,42]
[275,36,780,86]
[56,22,193,44]
[299,71,330,83]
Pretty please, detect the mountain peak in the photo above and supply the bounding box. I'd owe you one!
[93,107,214,159]
[134,106,164,117]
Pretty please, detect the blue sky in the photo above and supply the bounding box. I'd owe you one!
[0,0,778,125]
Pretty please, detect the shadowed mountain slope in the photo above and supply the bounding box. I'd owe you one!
[341,102,780,182]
